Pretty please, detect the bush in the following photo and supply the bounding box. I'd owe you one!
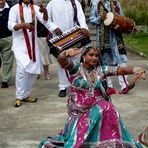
[120,0,148,26]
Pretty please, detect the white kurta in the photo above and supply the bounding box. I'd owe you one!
[46,0,88,37]
[8,3,51,74]
[46,0,89,91]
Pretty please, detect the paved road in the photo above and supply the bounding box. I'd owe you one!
[0,51,148,148]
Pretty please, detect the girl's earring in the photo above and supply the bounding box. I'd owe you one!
[83,58,86,63]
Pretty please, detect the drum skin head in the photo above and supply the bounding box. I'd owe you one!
[104,12,114,26]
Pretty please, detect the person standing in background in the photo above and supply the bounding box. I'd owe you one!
[46,0,90,97]
[6,0,19,7]
[79,0,90,14]
[0,0,14,88]
[8,0,51,107]
[89,0,136,94]
[34,0,52,80]
[37,21,52,80]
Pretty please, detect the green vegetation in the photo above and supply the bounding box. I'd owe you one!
[124,32,148,57]
[119,0,148,57]
[120,0,148,26]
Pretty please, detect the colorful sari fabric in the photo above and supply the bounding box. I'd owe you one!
[38,61,141,148]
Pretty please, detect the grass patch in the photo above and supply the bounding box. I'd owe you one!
[123,32,148,57]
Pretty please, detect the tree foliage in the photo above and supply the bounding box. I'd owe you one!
[120,0,148,26]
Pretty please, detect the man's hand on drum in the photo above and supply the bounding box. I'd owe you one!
[54,28,63,36]
[101,12,107,21]
[133,26,139,32]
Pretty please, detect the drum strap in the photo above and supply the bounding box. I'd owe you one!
[98,0,111,54]
[70,0,91,47]
[70,0,80,26]
[110,0,127,55]
[110,0,120,14]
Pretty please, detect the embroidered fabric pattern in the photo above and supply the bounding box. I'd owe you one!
[80,64,98,96]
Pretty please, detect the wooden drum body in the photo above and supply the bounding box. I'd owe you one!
[104,12,135,34]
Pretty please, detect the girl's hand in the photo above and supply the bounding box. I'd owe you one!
[65,48,81,57]
[101,12,107,21]
[133,67,146,81]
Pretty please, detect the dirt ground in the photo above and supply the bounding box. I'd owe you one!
[0,51,148,148]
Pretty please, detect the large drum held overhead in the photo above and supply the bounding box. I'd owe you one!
[104,12,135,34]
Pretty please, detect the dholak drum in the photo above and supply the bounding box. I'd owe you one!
[104,12,135,34]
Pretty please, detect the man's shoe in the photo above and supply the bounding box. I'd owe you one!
[1,82,8,88]
[14,99,22,107]
[22,96,38,103]
[58,89,66,97]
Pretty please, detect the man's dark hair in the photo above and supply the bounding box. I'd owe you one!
[19,0,33,4]
[7,0,19,7]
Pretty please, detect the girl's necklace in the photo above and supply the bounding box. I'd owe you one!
[81,64,97,96]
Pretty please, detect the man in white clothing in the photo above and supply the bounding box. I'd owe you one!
[46,0,90,97]
[8,0,51,107]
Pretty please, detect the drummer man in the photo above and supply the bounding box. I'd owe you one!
[89,0,136,94]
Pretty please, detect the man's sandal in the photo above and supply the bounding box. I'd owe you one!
[14,99,22,107]
[22,96,38,103]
